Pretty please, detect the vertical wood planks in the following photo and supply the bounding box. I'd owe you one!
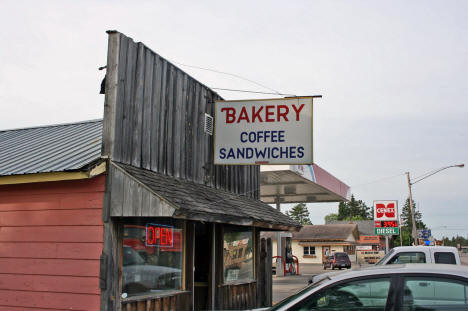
[105,32,262,204]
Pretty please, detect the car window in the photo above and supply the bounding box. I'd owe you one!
[434,252,457,264]
[388,252,426,264]
[288,277,391,310]
[402,276,468,310]
[376,248,395,265]
[335,253,348,259]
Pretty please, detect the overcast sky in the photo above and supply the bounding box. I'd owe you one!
[1,1,467,239]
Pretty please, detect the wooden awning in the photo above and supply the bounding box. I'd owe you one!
[107,162,301,231]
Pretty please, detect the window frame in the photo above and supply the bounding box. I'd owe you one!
[434,252,457,265]
[118,218,186,301]
[304,246,316,256]
[222,225,255,285]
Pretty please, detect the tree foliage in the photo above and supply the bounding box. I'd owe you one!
[324,194,372,222]
[442,235,468,248]
[393,198,427,246]
[286,203,313,225]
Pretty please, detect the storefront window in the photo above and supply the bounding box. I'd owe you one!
[223,227,254,283]
[121,219,183,297]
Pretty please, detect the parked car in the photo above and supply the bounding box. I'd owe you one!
[323,252,351,270]
[376,246,460,265]
[268,264,468,310]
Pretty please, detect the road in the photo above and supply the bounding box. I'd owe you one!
[272,264,329,304]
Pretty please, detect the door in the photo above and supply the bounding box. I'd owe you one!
[194,223,212,311]
[322,246,330,263]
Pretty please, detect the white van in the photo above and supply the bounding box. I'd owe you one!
[376,246,460,265]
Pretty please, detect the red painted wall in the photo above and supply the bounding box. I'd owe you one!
[0,175,105,310]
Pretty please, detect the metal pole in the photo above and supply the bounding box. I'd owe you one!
[398,209,403,247]
[276,196,284,277]
[406,172,418,246]
[385,236,389,254]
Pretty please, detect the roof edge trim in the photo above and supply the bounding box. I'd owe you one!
[0,161,106,185]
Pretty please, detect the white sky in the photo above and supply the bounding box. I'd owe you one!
[1,0,467,239]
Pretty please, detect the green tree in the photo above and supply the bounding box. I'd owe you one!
[324,195,372,223]
[286,203,313,225]
[393,198,426,246]
[338,195,372,220]
[324,213,339,223]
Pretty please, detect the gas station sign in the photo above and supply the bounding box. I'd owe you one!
[374,200,399,236]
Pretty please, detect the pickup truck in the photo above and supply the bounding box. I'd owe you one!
[376,246,460,265]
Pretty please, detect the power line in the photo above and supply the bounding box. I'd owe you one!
[210,87,296,96]
[352,173,406,188]
[171,61,283,95]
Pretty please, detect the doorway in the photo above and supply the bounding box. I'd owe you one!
[194,223,212,311]
[322,246,331,263]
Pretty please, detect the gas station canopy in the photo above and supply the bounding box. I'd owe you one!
[260,164,350,204]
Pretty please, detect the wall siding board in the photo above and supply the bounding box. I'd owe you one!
[0,226,103,242]
[113,34,129,163]
[131,43,145,167]
[141,49,154,170]
[165,65,175,176]
[157,59,168,174]
[179,74,188,180]
[186,77,195,182]
[172,69,183,179]
[150,55,162,172]
[192,83,201,184]
[0,290,100,310]
[122,37,137,164]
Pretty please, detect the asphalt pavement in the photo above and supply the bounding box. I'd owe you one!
[272,263,330,304]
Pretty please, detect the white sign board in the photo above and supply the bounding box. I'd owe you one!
[373,200,398,221]
[214,97,313,165]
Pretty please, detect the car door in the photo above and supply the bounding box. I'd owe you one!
[397,274,468,311]
[285,275,398,311]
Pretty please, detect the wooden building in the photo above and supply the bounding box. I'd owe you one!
[0,31,300,310]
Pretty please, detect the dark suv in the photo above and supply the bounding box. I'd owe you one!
[323,252,351,270]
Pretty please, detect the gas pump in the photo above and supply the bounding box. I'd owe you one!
[282,237,299,275]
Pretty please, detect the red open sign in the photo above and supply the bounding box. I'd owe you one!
[146,224,173,247]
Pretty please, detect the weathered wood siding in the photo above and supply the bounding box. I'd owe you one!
[0,176,105,310]
[121,292,191,311]
[219,282,257,310]
[107,163,175,217]
[103,31,259,199]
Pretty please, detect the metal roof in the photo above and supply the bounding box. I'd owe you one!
[0,120,103,176]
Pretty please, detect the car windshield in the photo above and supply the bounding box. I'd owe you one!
[375,248,395,265]
[269,277,330,310]
[335,253,348,259]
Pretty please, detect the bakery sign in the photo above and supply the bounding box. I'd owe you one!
[214,97,313,165]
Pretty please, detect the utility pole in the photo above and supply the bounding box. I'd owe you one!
[406,172,419,245]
